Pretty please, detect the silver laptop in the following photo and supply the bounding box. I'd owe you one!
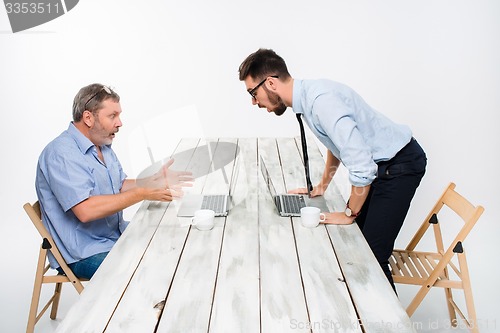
[260,156,329,217]
[177,154,240,217]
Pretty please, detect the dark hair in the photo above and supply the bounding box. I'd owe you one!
[72,83,120,122]
[238,48,291,82]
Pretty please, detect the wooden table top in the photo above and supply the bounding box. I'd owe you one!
[56,137,415,333]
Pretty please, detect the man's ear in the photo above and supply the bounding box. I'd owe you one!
[82,110,94,127]
[267,76,279,91]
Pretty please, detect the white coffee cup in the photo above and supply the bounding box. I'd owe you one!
[191,209,215,231]
[300,206,326,228]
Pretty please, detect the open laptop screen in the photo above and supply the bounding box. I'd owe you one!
[259,156,278,198]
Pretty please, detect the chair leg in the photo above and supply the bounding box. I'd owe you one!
[445,288,457,326]
[406,264,445,316]
[442,266,457,326]
[458,252,478,333]
[50,282,63,320]
[406,284,431,316]
[26,247,47,333]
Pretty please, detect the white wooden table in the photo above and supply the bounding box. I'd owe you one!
[55,137,416,333]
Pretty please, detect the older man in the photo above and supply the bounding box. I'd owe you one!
[36,83,192,279]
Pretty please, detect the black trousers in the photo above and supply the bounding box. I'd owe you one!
[355,138,427,291]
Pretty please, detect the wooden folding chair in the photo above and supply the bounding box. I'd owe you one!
[389,183,484,333]
[25,201,87,333]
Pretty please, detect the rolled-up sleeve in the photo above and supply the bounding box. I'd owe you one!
[294,79,412,188]
[312,92,378,187]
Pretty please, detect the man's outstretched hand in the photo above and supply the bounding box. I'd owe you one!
[137,158,194,191]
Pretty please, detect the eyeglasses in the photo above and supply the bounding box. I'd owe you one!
[84,86,112,111]
[247,75,278,100]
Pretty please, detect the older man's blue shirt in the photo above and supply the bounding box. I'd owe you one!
[36,122,127,268]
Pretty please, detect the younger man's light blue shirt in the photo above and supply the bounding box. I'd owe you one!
[292,79,412,187]
[36,122,127,268]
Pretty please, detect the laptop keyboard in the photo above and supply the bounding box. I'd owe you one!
[201,195,227,214]
[281,195,306,215]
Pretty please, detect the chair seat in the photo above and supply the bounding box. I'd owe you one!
[390,249,463,289]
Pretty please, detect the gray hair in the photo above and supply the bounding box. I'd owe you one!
[72,83,120,122]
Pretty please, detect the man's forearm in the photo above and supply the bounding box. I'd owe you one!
[320,150,340,190]
[71,188,146,223]
[347,185,370,214]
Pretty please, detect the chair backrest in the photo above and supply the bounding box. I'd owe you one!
[25,201,51,244]
[405,182,484,253]
[24,201,84,289]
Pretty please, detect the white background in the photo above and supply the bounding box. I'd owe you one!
[1,1,499,332]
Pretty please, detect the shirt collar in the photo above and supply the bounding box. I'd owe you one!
[292,79,304,115]
[67,122,95,154]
